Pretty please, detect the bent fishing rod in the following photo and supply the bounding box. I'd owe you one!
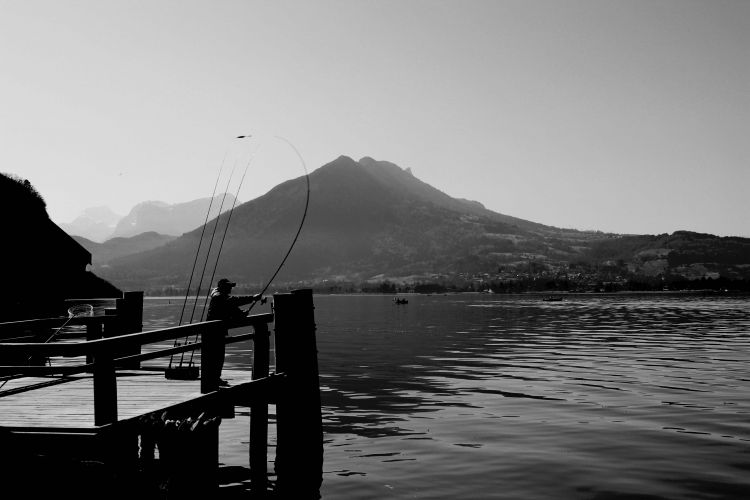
[173,134,310,370]
[245,135,310,314]
[197,134,309,318]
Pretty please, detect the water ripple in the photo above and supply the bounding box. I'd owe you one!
[143,293,750,499]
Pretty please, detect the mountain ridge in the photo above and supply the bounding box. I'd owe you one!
[94,156,750,293]
[60,193,239,242]
[111,193,238,238]
[59,206,122,243]
[73,231,178,266]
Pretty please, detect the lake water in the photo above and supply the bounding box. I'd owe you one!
[142,293,750,499]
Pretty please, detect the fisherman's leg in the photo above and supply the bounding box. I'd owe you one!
[218,340,226,377]
[216,338,230,386]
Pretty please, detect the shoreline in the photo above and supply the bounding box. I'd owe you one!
[141,289,749,300]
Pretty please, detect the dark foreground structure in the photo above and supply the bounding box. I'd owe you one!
[0,289,322,499]
[0,172,123,323]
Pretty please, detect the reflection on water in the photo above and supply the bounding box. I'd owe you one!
[144,294,750,499]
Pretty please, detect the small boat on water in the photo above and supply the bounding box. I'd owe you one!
[393,298,409,305]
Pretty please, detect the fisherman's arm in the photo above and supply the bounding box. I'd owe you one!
[228,294,263,307]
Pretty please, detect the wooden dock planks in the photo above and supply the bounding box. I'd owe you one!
[0,368,253,431]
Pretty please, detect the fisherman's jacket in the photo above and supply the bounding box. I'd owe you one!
[206,288,255,323]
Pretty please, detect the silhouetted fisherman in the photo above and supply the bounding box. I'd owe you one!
[206,278,264,385]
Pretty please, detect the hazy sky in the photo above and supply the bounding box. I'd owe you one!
[2,0,748,236]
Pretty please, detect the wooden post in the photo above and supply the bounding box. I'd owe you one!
[122,291,143,331]
[201,321,226,394]
[100,430,141,496]
[104,307,119,336]
[85,320,102,366]
[117,291,143,368]
[250,321,270,488]
[191,420,220,495]
[93,347,117,426]
[197,320,223,492]
[273,289,323,497]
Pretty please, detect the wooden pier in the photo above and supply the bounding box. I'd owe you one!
[0,289,322,499]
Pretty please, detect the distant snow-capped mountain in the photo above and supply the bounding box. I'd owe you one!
[110,194,237,238]
[61,194,238,242]
[59,206,123,243]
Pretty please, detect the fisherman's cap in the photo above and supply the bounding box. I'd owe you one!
[217,278,236,287]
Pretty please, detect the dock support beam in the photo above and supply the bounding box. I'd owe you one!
[273,289,323,498]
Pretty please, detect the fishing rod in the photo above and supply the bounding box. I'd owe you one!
[170,135,309,375]
[177,136,251,325]
[186,137,254,324]
[182,144,259,368]
[176,153,227,326]
[167,136,250,376]
[185,168,235,327]
[246,135,310,313]
[199,148,256,322]
[168,167,226,372]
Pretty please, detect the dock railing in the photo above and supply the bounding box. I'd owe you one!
[0,314,274,425]
[0,289,322,496]
[1,290,144,365]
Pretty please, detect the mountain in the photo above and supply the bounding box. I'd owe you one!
[585,231,750,281]
[110,193,238,238]
[60,206,123,243]
[73,232,178,267]
[96,156,750,293]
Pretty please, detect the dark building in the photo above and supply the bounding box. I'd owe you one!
[0,173,121,322]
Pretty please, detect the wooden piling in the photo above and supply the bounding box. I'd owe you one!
[273,288,323,497]
[250,321,270,488]
[116,291,143,368]
[201,321,226,394]
[86,320,103,366]
[93,347,117,426]
[104,306,119,333]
